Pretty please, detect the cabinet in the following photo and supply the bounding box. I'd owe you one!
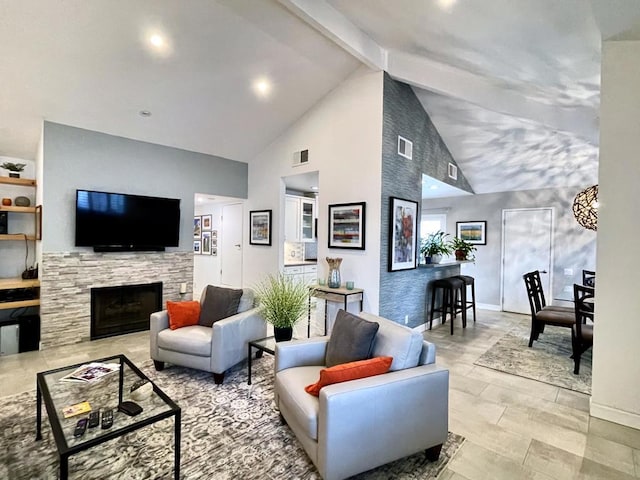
[285,195,315,242]
[284,264,318,285]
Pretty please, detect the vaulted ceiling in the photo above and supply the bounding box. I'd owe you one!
[2,0,640,194]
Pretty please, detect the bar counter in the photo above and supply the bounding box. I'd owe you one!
[419,260,473,324]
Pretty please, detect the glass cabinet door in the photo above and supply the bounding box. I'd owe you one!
[301,199,315,241]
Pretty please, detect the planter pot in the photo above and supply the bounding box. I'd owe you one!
[274,326,293,342]
[431,254,443,264]
[455,250,467,261]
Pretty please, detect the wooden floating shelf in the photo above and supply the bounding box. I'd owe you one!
[0,205,38,213]
[0,177,36,187]
[0,277,40,290]
[0,234,38,241]
[0,299,40,310]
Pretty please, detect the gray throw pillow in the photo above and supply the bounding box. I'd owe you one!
[325,310,379,367]
[198,285,243,327]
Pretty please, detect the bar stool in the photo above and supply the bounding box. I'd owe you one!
[454,275,476,323]
[429,276,466,334]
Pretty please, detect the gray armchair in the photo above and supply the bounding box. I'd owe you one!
[150,287,266,384]
[274,311,449,480]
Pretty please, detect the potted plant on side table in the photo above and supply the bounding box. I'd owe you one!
[420,231,453,264]
[255,273,309,341]
[450,237,477,261]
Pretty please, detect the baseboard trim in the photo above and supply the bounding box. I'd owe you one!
[477,303,501,311]
[590,400,640,430]
[413,318,444,333]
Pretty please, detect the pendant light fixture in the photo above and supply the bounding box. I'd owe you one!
[572,184,598,231]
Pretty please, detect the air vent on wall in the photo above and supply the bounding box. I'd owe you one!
[448,162,458,180]
[398,136,413,160]
[293,149,309,167]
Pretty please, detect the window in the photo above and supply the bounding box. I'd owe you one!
[421,214,446,239]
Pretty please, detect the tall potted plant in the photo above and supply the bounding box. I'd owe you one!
[255,273,309,341]
[450,237,477,261]
[420,231,452,264]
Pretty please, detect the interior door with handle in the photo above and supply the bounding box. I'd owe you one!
[501,208,554,314]
[221,203,243,287]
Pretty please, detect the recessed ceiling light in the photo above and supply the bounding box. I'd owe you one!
[310,186,318,191]
[437,0,457,10]
[149,34,165,48]
[429,184,439,190]
[252,78,272,98]
[139,110,152,117]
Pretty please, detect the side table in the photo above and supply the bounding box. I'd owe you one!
[307,285,364,336]
[247,336,277,385]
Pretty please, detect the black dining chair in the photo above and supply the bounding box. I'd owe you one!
[582,270,596,288]
[572,283,594,374]
[523,271,575,347]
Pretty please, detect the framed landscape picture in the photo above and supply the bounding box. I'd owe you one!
[193,216,202,239]
[249,210,272,246]
[193,240,201,254]
[388,196,418,272]
[201,231,212,255]
[456,221,486,245]
[328,202,366,250]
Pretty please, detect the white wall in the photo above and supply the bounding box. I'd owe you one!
[591,40,640,428]
[245,67,384,312]
[193,202,222,295]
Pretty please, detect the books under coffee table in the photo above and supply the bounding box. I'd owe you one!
[36,354,181,480]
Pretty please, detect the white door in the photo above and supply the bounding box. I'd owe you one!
[221,203,243,287]
[501,208,553,314]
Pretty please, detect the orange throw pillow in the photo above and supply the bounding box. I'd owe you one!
[167,301,201,330]
[305,356,393,396]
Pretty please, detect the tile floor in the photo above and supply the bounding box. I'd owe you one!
[1,309,639,479]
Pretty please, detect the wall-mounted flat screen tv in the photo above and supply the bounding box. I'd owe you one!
[75,189,181,251]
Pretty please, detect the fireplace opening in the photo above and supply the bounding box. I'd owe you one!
[91,282,162,340]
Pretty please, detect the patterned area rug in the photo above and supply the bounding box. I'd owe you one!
[474,324,592,395]
[0,356,464,479]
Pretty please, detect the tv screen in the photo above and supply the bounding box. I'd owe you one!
[75,189,180,251]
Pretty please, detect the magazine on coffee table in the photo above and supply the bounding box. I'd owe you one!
[59,362,120,383]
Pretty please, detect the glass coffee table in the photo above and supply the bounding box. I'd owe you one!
[36,354,181,480]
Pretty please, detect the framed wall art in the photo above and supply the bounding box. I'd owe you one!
[388,196,418,272]
[193,216,202,239]
[193,240,201,254]
[202,214,212,231]
[328,202,366,250]
[249,210,272,246]
[456,221,486,245]
[201,231,212,255]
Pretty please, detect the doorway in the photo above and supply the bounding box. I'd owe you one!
[501,208,554,314]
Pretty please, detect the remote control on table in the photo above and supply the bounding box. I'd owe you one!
[74,418,88,437]
[101,409,113,429]
[88,410,100,428]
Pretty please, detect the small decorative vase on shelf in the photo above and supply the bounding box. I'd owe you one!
[274,326,293,342]
[326,257,343,288]
[431,254,442,264]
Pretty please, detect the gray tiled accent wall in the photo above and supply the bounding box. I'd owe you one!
[40,251,193,348]
[379,73,470,327]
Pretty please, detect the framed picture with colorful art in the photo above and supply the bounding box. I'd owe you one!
[328,202,366,250]
[194,216,202,239]
[456,221,486,245]
[201,231,212,255]
[388,196,418,272]
[202,214,212,231]
[249,210,272,246]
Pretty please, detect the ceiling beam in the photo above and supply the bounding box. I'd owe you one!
[281,0,598,145]
[277,0,387,71]
[388,50,599,145]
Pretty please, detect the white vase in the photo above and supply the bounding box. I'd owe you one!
[431,254,442,264]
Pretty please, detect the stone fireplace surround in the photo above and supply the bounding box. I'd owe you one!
[40,251,193,349]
